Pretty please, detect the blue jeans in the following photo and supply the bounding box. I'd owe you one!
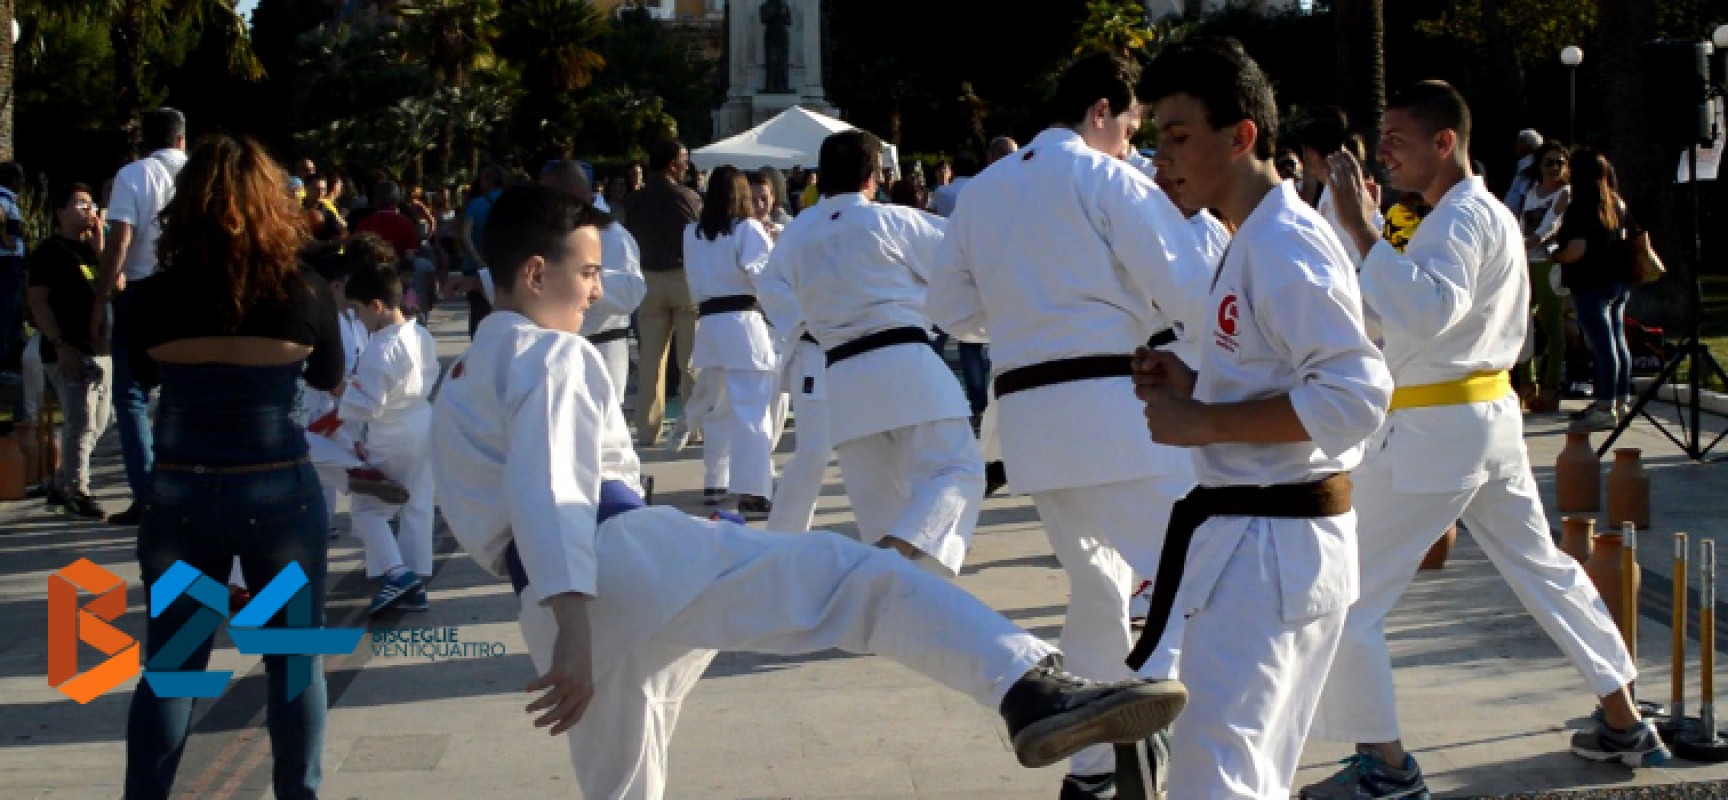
[112,291,155,499]
[927,329,991,416]
[124,364,329,799]
[0,256,22,370]
[1572,282,1632,407]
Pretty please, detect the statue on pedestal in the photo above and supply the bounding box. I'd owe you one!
[760,0,793,94]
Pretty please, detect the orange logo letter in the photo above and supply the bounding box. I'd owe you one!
[49,559,139,703]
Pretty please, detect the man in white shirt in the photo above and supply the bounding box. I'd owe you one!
[1503,127,1543,215]
[1295,110,1383,268]
[1301,82,1665,800]
[928,150,979,218]
[92,108,189,525]
[429,184,1190,800]
[930,52,1213,799]
[756,130,982,577]
[1137,38,1393,799]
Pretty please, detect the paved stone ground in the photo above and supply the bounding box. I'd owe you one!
[3,302,1728,799]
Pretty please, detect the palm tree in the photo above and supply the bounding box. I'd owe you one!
[396,0,501,90]
[1,0,16,160]
[499,0,607,95]
[1334,0,1385,159]
[41,0,261,154]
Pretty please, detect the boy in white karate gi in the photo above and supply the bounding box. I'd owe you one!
[930,52,1213,799]
[301,242,374,533]
[755,130,982,576]
[340,258,441,615]
[1300,82,1666,800]
[1135,39,1393,799]
[429,185,1192,800]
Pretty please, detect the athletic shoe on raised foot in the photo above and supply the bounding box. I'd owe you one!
[737,494,772,519]
[398,587,429,613]
[1059,772,1115,799]
[349,467,411,504]
[105,503,144,526]
[702,487,728,506]
[999,656,1188,769]
[1570,718,1671,767]
[61,493,108,520]
[368,570,425,616]
[1299,747,1430,799]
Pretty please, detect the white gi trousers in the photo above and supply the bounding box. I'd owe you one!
[314,464,346,531]
[833,419,983,576]
[1029,472,1193,776]
[517,513,1055,800]
[591,337,631,409]
[767,341,833,532]
[1167,520,1348,800]
[351,424,437,578]
[699,368,777,499]
[1310,450,1635,743]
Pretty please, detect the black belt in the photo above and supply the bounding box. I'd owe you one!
[994,355,1130,398]
[1126,473,1354,671]
[698,295,758,316]
[1146,327,1177,349]
[586,327,630,345]
[825,326,928,366]
[800,332,818,345]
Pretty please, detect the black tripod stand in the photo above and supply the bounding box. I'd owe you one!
[1597,130,1728,462]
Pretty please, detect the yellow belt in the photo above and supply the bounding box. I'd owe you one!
[1389,371,1512,411]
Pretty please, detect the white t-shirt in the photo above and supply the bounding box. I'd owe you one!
[107,149,188,281]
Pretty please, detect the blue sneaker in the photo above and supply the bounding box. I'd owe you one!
[397,586,428,613]
[1298,748,1431,799]
[368,570,424,616]
[1571,718,1671,767]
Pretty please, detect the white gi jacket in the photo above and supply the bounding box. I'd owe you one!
[1318,185,1385,268]
[1358,176,1530,493]
[302,309,369,467]
[577,222,647,339]
[928,127,1214,494]
[1177,182,1392,623]
[683,219,778,371]
[338,320,440,446]
[758,193,968,445]
[431,311,647,607]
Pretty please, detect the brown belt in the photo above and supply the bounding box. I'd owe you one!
[154,457,311,475]
[1125,472,1353,671]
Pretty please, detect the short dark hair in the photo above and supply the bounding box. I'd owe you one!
[482,185,612,292]
[647,139,686,173]
[142,108,187,152]
[49,181,93,212]
[1387,80,1472,148]
[1143,38,1280,160]
[1051,52,1142,127]
[344,232,399,276]
[1295,107,1349,156]
[818,130,883,196]
[0,162,25,190]
[345,259,404,309]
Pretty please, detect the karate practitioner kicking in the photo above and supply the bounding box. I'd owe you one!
[1135,39,1393,800]
[1301,81,1667,800]
[428,185,1191,800]
[757,130,983,576]
[930,52,1213,799]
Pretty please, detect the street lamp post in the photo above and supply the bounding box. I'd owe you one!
[1561,45,1583,143]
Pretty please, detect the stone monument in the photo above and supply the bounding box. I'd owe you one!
[713,0,836,138]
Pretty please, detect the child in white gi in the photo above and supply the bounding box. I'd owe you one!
[1136,39,1393,799]
[301,243,373,534]
[929,53,1214,798]
[430,186,1191,800]
[340,259,441,615]
[1300,82,1667,800]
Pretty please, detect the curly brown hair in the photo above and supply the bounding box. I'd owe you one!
[156,135,310,328]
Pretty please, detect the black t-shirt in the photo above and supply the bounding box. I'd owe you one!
[24,235,100,364]
[1557,200,1635,292]
[126,263,345,391]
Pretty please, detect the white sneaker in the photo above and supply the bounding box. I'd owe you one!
[1572,407,1618,432]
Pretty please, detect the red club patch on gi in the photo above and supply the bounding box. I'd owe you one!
[449,360,465,379]
[1214,294,1241,353]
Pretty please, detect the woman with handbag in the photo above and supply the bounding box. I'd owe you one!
[1518,141,1572,413]
[1553,149,1636,430]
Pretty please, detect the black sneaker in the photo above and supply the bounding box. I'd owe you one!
[1060,772,1116,799]
[1570,718,1671,768]
[737,494,772,519]
[105,502,144,526]
[985,460,1009,497]
[999,656,1188,769]
[42,486,67,511]
[61,493,107,520]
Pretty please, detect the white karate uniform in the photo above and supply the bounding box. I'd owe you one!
[302,309,369,525]
[430,311,1056,800]
[578,222,646,407]
[1318,185,1385,268]
[340,320,440,579]
[930,127,1214,776]
[1310,176,1634,745]
[1165,182,1391,800]
[683,219,778,498]
[765,332,834,532]
[758,193,982,575]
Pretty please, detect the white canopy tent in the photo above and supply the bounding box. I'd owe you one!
[691,106,900,177]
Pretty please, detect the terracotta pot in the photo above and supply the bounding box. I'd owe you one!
[1606,448,1651,531]
[16,422,40,486]
[0,431,25,501]
[1559,516,1595,563]
[1555,430,1601,512]
[1584,532,1640,648]
[1419,524,1459,570]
